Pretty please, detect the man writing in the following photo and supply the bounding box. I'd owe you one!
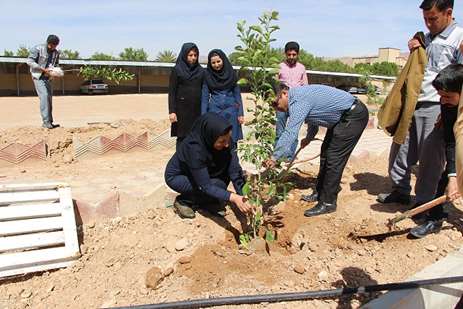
[27,34,61,129]
[265,84,368,217]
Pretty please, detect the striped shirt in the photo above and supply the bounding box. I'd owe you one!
[273,85,355,160]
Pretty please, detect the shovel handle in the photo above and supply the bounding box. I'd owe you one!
[387,195,447,228]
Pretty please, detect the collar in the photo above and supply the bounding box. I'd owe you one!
[435,21,458,39]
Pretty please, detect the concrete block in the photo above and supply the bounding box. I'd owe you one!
[95,190,120,219]
[363,247,463,309]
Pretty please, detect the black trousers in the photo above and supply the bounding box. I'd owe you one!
[164,155,229,208]
[176,136,186,151]
[426,172,448,220]
[316,100,369,204]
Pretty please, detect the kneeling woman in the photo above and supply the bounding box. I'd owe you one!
[164,113,252,219]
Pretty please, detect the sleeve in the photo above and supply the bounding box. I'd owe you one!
[201,82,210,114]
[273,98,308,160]
[55,51,60,66]
[190,167,231,201]
[228,149,245,195]
[26,46,41,70]
[442,106,457,176]
[233,85,244,116]
[301,65,309,85]
[168,69,178,114]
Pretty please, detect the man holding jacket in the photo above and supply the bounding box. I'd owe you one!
[27,34,61,129]
[378,0,463,208]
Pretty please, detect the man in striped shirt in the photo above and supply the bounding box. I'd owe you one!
[265,84,369,217]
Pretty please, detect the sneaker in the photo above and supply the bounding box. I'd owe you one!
[377,191,410,204]
[42,123,54,129]
[409,220,443,239]
[173,199,195,219]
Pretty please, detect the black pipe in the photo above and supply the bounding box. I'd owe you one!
[108,276,463,309]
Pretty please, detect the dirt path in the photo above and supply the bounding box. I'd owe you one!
[1,154,462,309]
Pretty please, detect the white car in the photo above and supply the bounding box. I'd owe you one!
[80,79,109,94]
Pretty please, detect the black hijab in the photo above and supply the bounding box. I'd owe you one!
[177,113,233,177]
[174,42,203,80]
[204,49,237,91]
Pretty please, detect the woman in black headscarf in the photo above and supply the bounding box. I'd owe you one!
[168,43,204,148]
[164,113,252,219]
[201,49,244,143]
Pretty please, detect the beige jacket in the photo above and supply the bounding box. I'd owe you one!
[378,35,428,144]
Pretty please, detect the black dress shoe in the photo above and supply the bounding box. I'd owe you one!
[377,190,410,204]
[304,202,337,217]
[52,123,60,128]
[301,192,318,202]
[409,220,443,239]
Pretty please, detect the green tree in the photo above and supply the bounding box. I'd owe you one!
[16,46,30,57]
[79,66,134,84]
[155,50,176,63]
[119,47,148,61]
[3,50,14,57]
[235,11,292,247]
[90,52,116,60]
[61,49,80,59]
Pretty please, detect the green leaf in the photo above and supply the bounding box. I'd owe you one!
[242,182,251,196]
[265,229,275,242]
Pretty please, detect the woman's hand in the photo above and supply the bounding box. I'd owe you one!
[238,116,245,125]
[169,113,177,123]
[230,193,253,214]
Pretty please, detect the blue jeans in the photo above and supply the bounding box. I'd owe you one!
[33,79,53,125]
[276,110,297,158]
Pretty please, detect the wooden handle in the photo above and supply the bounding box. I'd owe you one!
[387,195,447,228]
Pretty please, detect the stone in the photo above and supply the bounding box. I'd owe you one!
[20,290,32,299]
[425,245,438,252]
[63,153,73,164]
[178,256,192,264]
[163,267,174,277]
[318,271,329,282]
[175,238,189,251]
[145,267,165,290]
[293,265,306,275]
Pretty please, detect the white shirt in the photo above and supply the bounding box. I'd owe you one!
[419,22,463,103]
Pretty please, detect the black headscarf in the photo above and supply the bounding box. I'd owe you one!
[177,113,233,177]
[204,49,237,91]
[174,42,203,80]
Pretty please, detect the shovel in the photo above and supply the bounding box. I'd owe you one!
[386,195,447,230]
[350,195,447,240]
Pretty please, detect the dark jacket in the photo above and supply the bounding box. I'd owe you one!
[168,69,204,138]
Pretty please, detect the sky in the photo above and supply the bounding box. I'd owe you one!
[0,0,456,59]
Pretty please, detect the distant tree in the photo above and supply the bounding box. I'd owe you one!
[90,52,116,60]
[61,49,80,59]
[79,66,135,84]
[119,47,148,61]
[155,50,176,63]
[3,50,14,57]
[354,62,399,77]
[16,46,30,57]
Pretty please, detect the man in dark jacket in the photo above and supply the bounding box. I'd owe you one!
[410,64,463,238]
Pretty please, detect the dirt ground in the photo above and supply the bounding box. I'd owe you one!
[0,95,462,309]
[1,151,463,309]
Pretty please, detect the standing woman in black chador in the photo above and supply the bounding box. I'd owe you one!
[164,113,252,219]
[168,42,204,149]
[201,49,244,144]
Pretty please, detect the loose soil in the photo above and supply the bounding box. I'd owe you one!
[1,151,462,309]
